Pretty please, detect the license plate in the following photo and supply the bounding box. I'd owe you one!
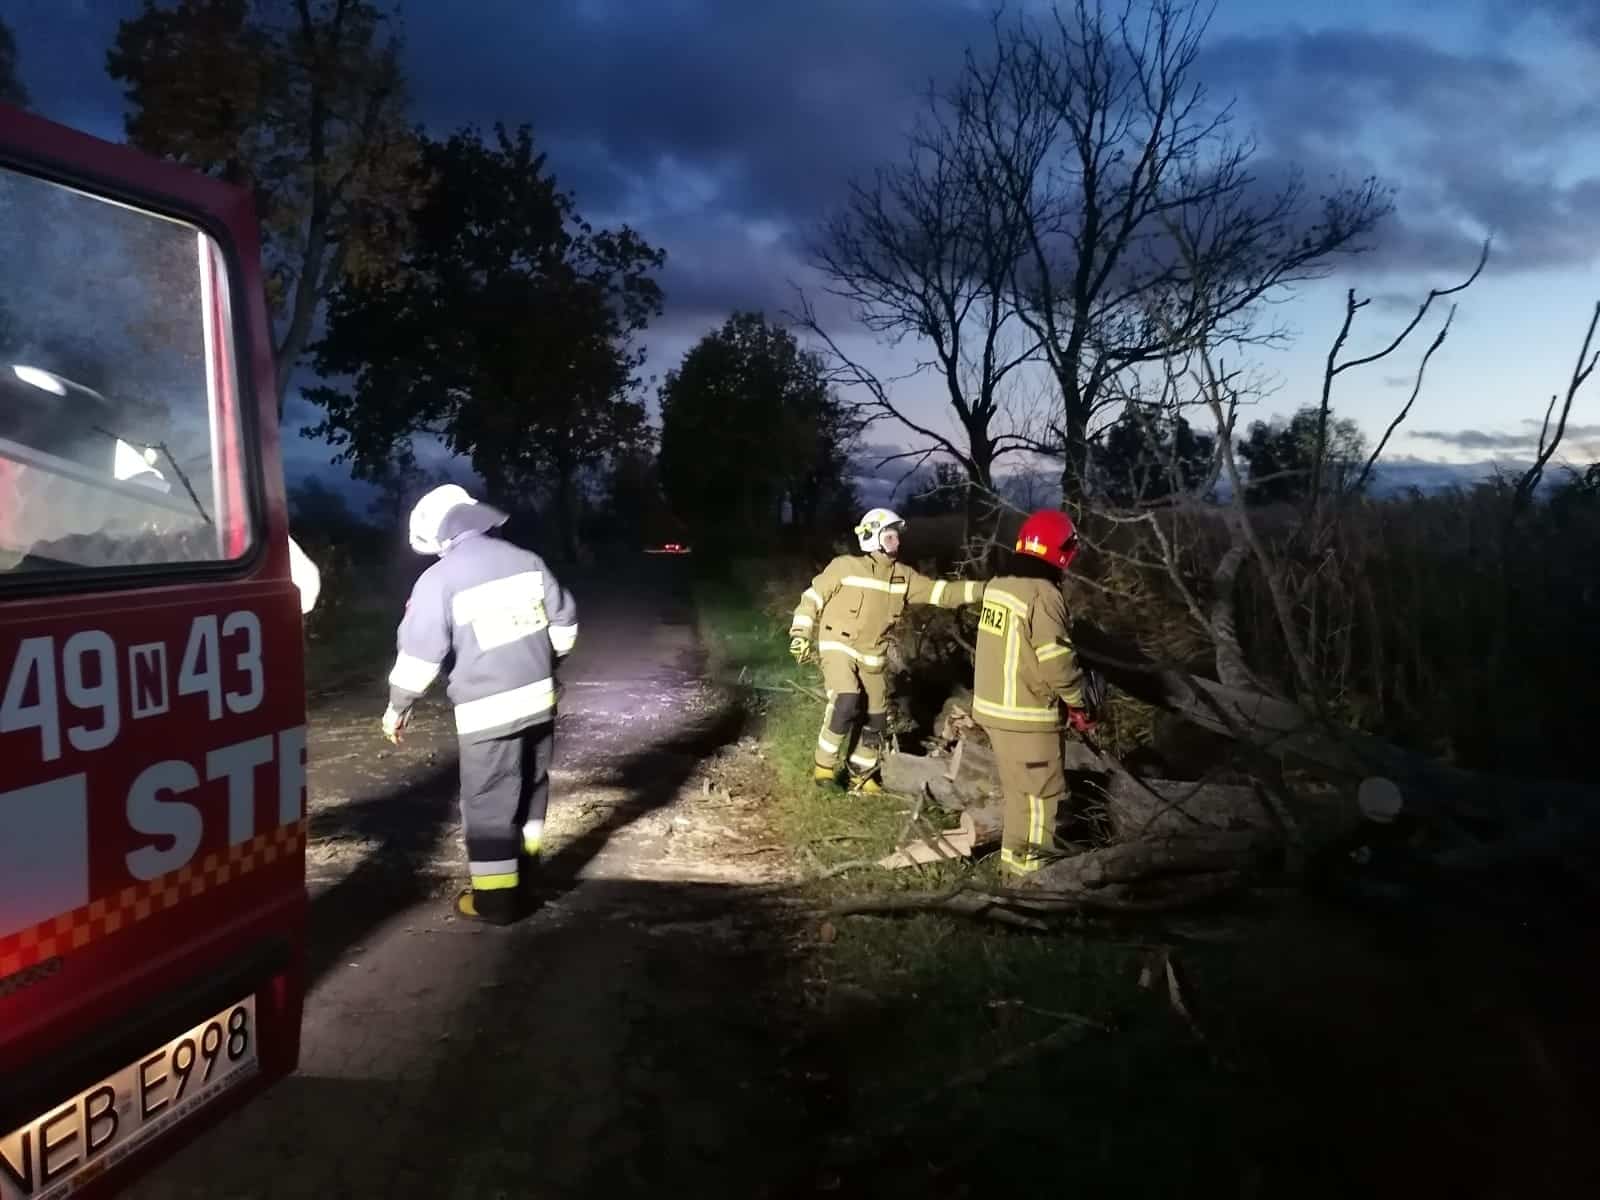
[1,996,258,1200]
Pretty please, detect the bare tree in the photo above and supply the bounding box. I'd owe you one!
[952,0,1390,499]
[799,99,1044,555]
[1514,302,1600,513]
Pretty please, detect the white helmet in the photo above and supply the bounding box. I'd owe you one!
[854,507,905,554]
[407,484,506,555]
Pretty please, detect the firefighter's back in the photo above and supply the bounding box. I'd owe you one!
[425,534,576,732]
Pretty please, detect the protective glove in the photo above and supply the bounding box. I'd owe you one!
[1066,706,1097,735]
[789,636,815,665]
[381,704,412,745]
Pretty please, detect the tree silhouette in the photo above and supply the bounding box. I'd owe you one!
[1237,406,1366,506]
[0,16,28,109]
[1091,408,1216,506]
[305,124,664,562]
[658,312,858,544]
[108,0,420,415]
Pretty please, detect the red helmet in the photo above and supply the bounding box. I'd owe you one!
[1015,508,1080,571]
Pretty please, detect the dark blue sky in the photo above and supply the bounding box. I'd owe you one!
[8,0,1600,488]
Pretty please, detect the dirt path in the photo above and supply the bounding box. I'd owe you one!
[126,559,823,1200]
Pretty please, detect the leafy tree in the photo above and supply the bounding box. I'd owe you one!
[1091,408,1216,506]
[1237,406,1366,506]
[305,124,665,563]
[901,461,968,517]
[107,0,420,414]
[658,312,859,544]
[0,17,28,109]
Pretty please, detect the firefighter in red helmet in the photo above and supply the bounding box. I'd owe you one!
[972,508,1095,876]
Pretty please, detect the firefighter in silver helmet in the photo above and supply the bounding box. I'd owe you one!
[381,484,578,924]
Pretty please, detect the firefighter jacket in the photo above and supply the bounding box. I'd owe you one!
[790,552,979,673]
[387,532,579,739]
[973,576,1085,731]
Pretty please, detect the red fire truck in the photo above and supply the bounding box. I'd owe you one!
[1,105,308,1198]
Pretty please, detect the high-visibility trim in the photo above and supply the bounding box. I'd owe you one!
[522,820,544,855]
[930,580,948,605]
[451,571,544,624]
[817,731,843,753]
[1029,794,1044,849]
[454,678,557,734]
[804,588,825,608]
[470,871,519,891]
[1000,847,1043,873]
[790,614,814,628]
[973,696,1061,724]
[963,581,979,605]
[1060,688,1086,708]
[451,571,549,651]
[818,641,886,668]
[1035,641,1074,663]
[1004,607,1023,708]
[388,652,441,694]
[550,623,578,655]
[848,751,879,769]
[841,575,909,595]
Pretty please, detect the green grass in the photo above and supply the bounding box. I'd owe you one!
[691,560,1289,1193]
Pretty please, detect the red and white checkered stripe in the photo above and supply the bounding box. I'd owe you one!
[0,820,306,982]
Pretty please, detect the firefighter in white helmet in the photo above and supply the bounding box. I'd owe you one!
[381,484,578,924]
[789,507,982,792]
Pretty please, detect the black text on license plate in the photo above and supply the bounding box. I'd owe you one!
[1,996,258,1199]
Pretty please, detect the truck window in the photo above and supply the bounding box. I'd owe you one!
[0,164,254,576]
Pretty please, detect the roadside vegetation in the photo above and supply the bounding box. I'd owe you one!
[692,535,1595,1195]
[696,560,1284,1193]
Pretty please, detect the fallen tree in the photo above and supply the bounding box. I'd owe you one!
[1070,620,1600,866]
[849,620,1599,928]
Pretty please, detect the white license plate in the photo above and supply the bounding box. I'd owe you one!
[1,996,258,1200]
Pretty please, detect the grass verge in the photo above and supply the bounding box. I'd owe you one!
[692,559,1286,1195]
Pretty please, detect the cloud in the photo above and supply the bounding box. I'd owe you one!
[1202,26,1600,275]
[1414,428,1537,450]
[1414,424,1600,458]
[402,1,989,225]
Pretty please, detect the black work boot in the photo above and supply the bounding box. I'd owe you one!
[456,886,517,926]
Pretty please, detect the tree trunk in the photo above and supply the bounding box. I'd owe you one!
[1060,391,1090,506]
[1031,829,1281,894]
[554,459,578,564]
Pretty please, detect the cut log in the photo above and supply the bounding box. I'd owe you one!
[880,751,960,807]
[948,737,1002,806]
[875,804,1005,869]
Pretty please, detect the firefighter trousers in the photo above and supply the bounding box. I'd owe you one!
[982,725,1066,875]
[457,721,555,917]
[816,651,888,780]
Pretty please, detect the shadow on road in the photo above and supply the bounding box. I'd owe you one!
[302,760,459,990]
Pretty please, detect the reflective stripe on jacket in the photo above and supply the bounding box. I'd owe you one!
[972,576,1084,731]
[790,552,978,672]
[387,533,578,738]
